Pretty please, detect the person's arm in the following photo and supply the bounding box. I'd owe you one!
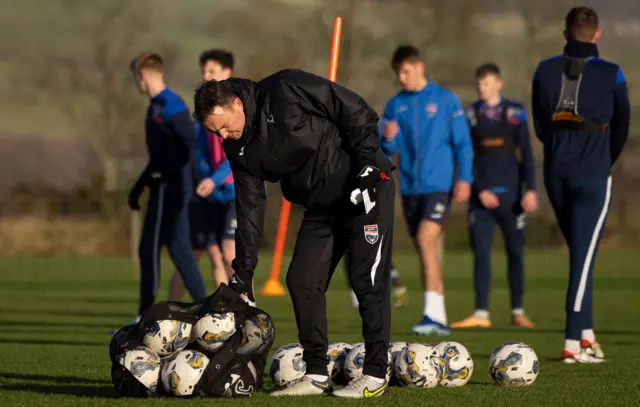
[514,108,536,191]
[610,66,631,165]
[210,159,232,186]
[379,99,400,157]
[449,94,473,184]
[230,163,266,276]
[531,64,548,143]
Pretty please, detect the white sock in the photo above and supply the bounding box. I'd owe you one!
[424,291,447,325]
[473,309,489,319]
[564,339,580,354]
[582,329,596,343]
[350,290,359,307]
[365,375,385,384]
[511,308,524,316]
[306,374,329,382]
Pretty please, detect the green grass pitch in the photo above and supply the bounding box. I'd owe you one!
[0,249,639,406]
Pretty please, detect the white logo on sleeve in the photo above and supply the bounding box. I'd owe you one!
[239,146,244,156]
[267,114,274,123]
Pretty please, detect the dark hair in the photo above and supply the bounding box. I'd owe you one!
[475,63,501,79]
[193,80,236,122]
[130,52,164,74]
[199,49,234,70]
[391,45,421,71]
[565,7,599,41]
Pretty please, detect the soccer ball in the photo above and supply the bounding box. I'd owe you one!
[269,343,307,389]
[343,343,392,382]
[395,343,441,388]
[109,323,137,363]
[435,341,474,387]
[389,342,409,366]
[118,346,161,393]
[161,349,210,396]
[238,312,275,356]
[142,320,192,356]
[192,312,236,353]
[489,342,539,387]
[327,342,352,384]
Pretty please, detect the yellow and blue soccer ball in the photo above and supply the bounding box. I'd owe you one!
[489,342,539,387]
[435,341,474,387]
[161,349,210,396]
[192,312,236,353]
[142,320,192,357]
[238,312,274,356]
[327,342,352,384]
[343,343,393,382]
[269,343,307,389]
[394,343,441,388]
[118,346,162,393]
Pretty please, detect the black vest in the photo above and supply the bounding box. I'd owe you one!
[470,104,517,158]
[551,57,608,133]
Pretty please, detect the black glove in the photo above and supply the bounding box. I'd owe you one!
[229,266,255,305]
[350,165,390,218]
[127,181,145,211]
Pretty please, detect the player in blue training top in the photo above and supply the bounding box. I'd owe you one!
[450,63,538,330]
[380,45,473,336]
[532,7,630,363]
[127,52,207,320]
[167,49,238,302]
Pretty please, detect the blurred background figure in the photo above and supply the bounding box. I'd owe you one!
[380,45,473,336]
[168,49,237,301]
[451,63,537,330]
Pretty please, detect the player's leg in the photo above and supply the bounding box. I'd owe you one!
[409,193,451,335]
[168,249,202,301]
[333,178,394,399]
[343,250,360,308]
[562,176,611,363]
[272,210,346,396]
[137,185,165,317]
[218,200,237,286]
[164,193,207,302]
[390,261,408,308]
[497,199,534,328]
[451,201,495,328]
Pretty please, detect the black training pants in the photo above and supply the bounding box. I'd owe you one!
[286,178,394,379]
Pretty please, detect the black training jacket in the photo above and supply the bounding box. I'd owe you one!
[220,69,394,274]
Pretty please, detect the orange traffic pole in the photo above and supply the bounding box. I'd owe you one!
[261,16,344,296]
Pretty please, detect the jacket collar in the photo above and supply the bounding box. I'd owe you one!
[563,40,599,59]
[222,78,258,150]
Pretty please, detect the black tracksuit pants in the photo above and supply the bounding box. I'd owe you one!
[545,175,612,340]
[138,182,207,316]
[286,178,395,379]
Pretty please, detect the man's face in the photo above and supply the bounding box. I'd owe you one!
[476,74,503,102]
[396,60,425,92]
[204,97,245,140]
[201,60,232,82]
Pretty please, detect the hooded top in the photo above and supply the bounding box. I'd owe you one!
[219,69,394,274]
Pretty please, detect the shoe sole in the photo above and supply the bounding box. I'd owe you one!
[412,326,450,336]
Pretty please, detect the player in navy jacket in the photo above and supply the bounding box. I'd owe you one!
[451,63,537,331]
[127,52,207,319]
[531,7,630,363]
[380,45,473,336]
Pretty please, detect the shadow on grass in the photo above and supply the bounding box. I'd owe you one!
[1,308,133,319]
[0,338,105,347]
[0,372,109,385]
[0,320,119,330]
[0,383,118,398]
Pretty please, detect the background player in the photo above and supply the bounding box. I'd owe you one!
[168,49,237,301]
[531,7,630,363]
[380,45,473,336]
[451,63,537,330]
[127,52,207,320]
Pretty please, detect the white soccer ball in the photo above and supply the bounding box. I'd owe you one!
[238,312,275,356]
[327,342,352,383]
[192,312,236,353]
[269,343,307,389]
[394,343,441,388]
[142,320,192,356]
[435,341,474,387]
[118,346,161,393]
[389,342,409,366]
[161,349,210,396]
[489,342,539,387]
[344,343,392,382]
